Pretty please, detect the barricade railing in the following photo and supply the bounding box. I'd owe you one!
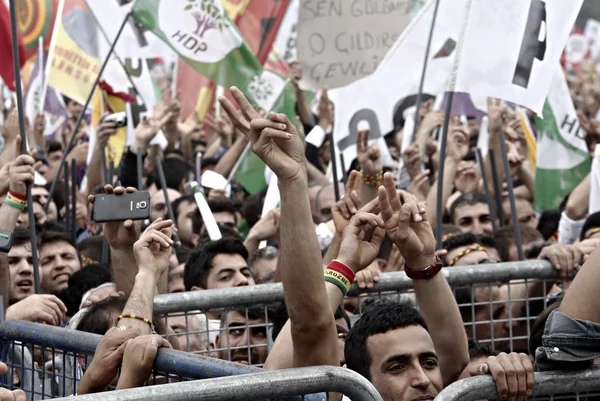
[0,320,260,399]
[47,366,382,401]
[154,260,565,358]
[435,367,600,401]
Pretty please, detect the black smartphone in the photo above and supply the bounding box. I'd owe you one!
[93,191,151,222]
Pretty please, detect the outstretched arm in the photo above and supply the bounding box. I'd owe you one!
[219,88,338,369]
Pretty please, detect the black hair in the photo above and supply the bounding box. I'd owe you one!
[529,295,562,357]
[493,225,543,262]
[220,305,269,330]
[242,190,267,228]
[345,303,428,380]
[580,211,600,241]
[207,198,238,225]
[442,232,480,255]
[537,209,561,241]
[449,192,493,223]
[475,234,497,250]
[172,195,203,235]
[58,264,112,317]
[154,158,193,191]
[12,226,32,248]
[77,236,105,265]
[46,140,63,154]
[77,296,127,335]
[184,237,249,290]
[175,245,191,265]
[198,223,243,244]
[468,339,499,359]
[200,157,219,169]
[39,229,75,250]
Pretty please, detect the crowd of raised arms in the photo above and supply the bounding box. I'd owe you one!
[3,2,600,401]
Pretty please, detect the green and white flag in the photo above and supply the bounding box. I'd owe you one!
[132,0,294,194]
[534,69,591,212]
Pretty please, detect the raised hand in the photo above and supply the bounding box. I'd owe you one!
[356,129,382,174]
[2,107,20,143]
[117,334,172,389]
[454,162,479,194]
[487,98,510,135]
[318,88,334,128]
[378,172,435,270]
[88,185,141,250]
[247,209,281,242]
[331,170,363,234]
[406,169,430,201]
[6,294,67,326]
[78,326,141,394]
[65,143,89,168]
[337,212,385,274]
[538,243,584,278]
[135,114,172,148]
[446,119,470,162]
[96,120,119,147]
[219,87,306,182]
[418,110,444,136]
[133,218,174,277]
[402,142,422,178]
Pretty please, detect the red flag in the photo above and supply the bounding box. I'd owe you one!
[0,2,26,91]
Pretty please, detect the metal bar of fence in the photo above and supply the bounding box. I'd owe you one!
[0,321,260,379]
[435,367,600,401]
[48,366,383,401]
[154,260,559,313]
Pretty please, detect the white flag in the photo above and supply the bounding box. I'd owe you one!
[453,0,583,114]
[328,0,466,178]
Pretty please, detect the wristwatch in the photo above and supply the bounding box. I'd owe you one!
[405,256,443,280]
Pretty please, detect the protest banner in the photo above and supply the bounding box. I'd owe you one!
[297,0,417,90]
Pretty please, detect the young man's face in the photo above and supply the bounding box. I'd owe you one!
[216,310,268,365]
[366,325,443,401]
[453,203,494,235]
[176,200,199,247]
[8,242,36,303]
[206,254,254,289]
[504,198,538,229]
[40,240,81,294]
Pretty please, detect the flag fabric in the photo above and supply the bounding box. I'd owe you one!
[45,0,100,105]
[24,48,46,127]
[516,106,537,172]
[17,0,59,60]
[328,0,461,179]
[534,69,591,212]
[452,0,584,114]
[0,1,26,91]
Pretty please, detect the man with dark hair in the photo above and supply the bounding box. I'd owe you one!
[184,237,253,291]
[502,196,538,228]
[172,195,202,247]
[154,158,194,193]
[215,306,269,365]
[493,225,543,262]
[7,227,36,303]
[449,192,496,236]
[207,198,238,230]
[441,233,499,266]
[39,230,81,294]
[150,188,181,222]
[248,246,278,284]
[579,211,600,241]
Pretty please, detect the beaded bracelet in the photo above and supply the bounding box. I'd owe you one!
[4,197,25,211]
[448,245,487,267]
[117,313,157,333]
[360,170,383,187]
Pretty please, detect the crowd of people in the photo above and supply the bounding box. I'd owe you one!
[1,53,600,401]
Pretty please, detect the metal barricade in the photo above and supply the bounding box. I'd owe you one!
[155,260,564,360]
[0,320,260,399]
[435,367,600,401]
[47,366,382,401]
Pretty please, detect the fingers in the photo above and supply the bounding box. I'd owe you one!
[145,217,173,232]
[250,119,288,141]
[486,356,509,400]
[383,172,401,212]
[346,170,361,194]
[360,196,380,215]
[231,86,261,121]
[378,185,393,222]
[350,212,384,230]
[218,96,249,135]
[259,127,293,141]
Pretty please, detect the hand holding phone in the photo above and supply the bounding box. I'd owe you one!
[93,191,151,222]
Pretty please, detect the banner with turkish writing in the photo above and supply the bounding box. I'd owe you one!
[46,0,100,105]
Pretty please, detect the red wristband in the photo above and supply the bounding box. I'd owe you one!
[8,190,26,201]
[328,260,356,284]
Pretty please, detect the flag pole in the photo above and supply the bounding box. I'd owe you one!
[37,37,44,115]
[8,0,42,294]
[63,161,70,235]
[411,0,442,142]
[476,148,497,232]
[155,156,181,247]
[499,133,524,261]
[435,91,454,249]
[137,147,144,190]
[45,12,131,211]
[488,149,505,225]
[71,159,77,244]
[329,133,341,201]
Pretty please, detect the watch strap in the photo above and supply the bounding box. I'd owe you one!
[404,256,443,280]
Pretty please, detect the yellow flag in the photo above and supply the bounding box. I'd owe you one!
[91,87,127,167]
[222,0,251,21]
[46,0,99,104]
[516,107,537,172]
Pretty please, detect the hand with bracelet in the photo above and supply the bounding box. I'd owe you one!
[356,129,383,204]
[378,172,438,276]
[327,212,385,296]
